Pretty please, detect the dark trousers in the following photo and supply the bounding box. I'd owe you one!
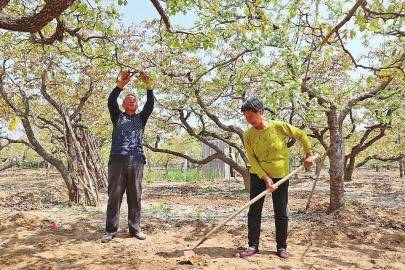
[248,173,289,250]
[105,155,144,235]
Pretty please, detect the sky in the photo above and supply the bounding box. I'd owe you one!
[117,0,195,28]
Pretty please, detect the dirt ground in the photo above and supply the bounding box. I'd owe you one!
[0,168,404,270]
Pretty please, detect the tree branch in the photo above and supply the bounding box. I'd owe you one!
[356,154,404,168]
[361,2,405,20]
[300,78,335,109]
[35,115,65,134]
[0,140,9,152]
[71,80,94,120]
[30,18,65,44]
[0,0,75,32]
[0,64,65,169]
[309,127,329,151]
[0,0,10,10]
[344,109,356,140]
[337,33,404,72]
[346,123,387,160]
[0,136,34,149]
[145,143,221,165]
[0,157,19,171]
[40,66,63,114]
[150,0,172,33]
[339,77,393,123]
[177,109,247,173]
[194,87,245,143]
[190,49,255,86]
[321,0,366,47]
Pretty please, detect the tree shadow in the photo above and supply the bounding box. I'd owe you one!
[0,218,141,269]
[156,246,274,259]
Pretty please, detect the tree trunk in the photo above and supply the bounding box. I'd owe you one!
[327,110,345,212]
[344,156,356,182]
[400,159,404,178]
[164,161,169,176]
[0,157,18,171]
[59,168,80,204]
[241,169,250,192]
[48,156,79,204]
[306,153,327,210]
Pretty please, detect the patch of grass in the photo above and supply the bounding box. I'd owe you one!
[202,186,217,194]
[69,206,84,215]
[144,168,215,183]
[87,207,104,215]
[195,206,205,220]
[148,203,172,219]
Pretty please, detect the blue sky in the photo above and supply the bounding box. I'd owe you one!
[117,0,195,27]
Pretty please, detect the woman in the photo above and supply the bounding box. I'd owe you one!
[240,97,313,259]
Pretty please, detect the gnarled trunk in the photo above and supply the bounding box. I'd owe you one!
[327,110,345,212]
[0,157,19,171]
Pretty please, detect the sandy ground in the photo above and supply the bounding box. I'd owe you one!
[0,168,404,270]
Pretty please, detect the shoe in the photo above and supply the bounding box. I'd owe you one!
[101,232,117,243]
[277,248,288,259]
[240,246,259,258]
[132,231,146,240]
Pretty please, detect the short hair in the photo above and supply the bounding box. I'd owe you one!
[125,93,137,99]
[241,97,264,113]
[123,94,138,103]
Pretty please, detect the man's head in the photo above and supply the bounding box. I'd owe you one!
[122,94,138,115]
[241,97,265,128]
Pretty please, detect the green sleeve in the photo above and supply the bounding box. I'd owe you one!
[243,132,267,179]
[278,122,313,154]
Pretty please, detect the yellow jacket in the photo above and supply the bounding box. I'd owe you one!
[243,120,312,179]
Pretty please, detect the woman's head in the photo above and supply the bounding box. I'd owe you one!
[241,97,265,128]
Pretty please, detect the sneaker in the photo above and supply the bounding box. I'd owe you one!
[277,248,288,259]
[132,231,146,240]
[239,246,259,258]
[101,232,117,243]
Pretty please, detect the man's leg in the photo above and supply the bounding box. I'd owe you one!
[272,178,289,257]
[240,174,266,257]
[105,156,128,235]
[127,157,145,239]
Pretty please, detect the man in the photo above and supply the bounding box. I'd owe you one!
[239,97,313,259]
[101,70,154,243]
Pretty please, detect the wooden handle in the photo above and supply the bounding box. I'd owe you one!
[193,154,319,249]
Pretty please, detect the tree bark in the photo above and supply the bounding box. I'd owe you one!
[0,157,18,171]
[0,0,75,32]
[164,160,169,176]
[344,156,356,182]
[326,109,345,212]
[241,169,250,192]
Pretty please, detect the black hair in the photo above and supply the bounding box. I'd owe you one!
[241,97,264,113]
